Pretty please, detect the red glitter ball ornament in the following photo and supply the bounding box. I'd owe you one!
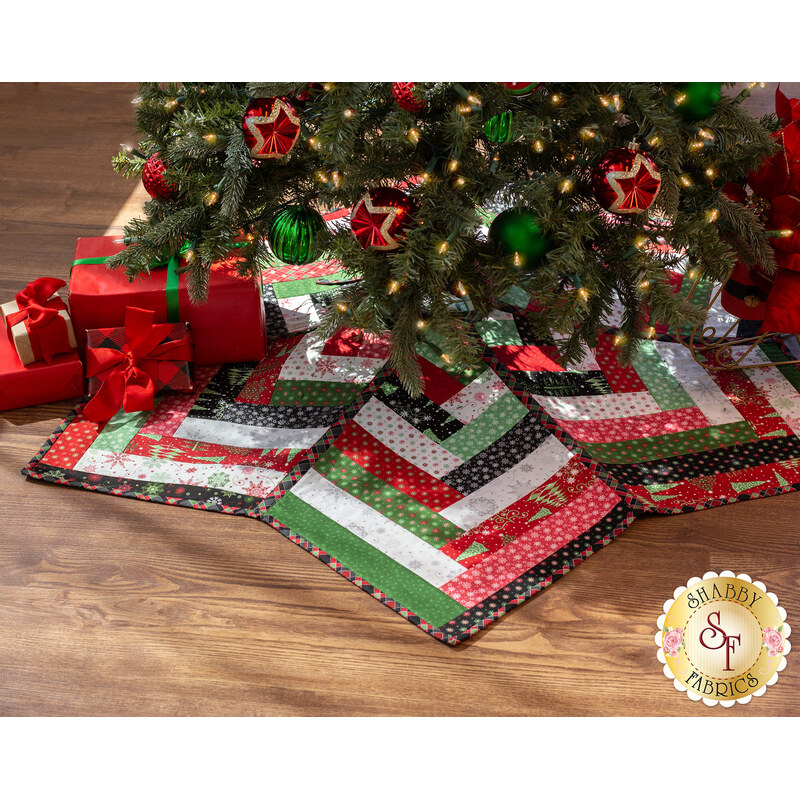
[141,153,179,200]
[392,83,427,114]
[350,187,417,250]
[242,97,301,159]
[591,147,662,214]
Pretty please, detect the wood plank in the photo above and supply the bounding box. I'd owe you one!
[1,83,798,716]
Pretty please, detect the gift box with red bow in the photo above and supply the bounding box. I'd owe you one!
[83,306,194,423]
[69,236,266,365]
[0,325,83,412]
[0,277,77,365]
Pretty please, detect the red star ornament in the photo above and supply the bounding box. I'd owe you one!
[591,147,662,214]
[350,188,416,250]
[242,97,301,159]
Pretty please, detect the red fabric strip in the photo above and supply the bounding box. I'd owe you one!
[334,421,464,512]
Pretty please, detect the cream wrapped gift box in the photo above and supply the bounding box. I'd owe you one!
[0,277,77,365]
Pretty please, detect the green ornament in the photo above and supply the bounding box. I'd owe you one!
[677,82,723,121]
[488,208,550,268]
[268,205,326,264]
[483,111,514,144]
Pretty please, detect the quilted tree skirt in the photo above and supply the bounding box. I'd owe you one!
[23,286,800,644]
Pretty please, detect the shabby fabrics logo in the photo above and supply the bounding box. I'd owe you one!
[656,571,791,707]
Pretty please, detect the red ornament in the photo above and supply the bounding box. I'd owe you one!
[242,97,301,159]
[497,82,539,96]
[392,83,427,114]
[591,147,662,214]
[141,153,179,201]
[350,188,417,250]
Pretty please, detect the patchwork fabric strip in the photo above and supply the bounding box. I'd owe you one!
[24,328,389,516]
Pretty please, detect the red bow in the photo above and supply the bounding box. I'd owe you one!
[84,306,193,422]
[5,277,70,363]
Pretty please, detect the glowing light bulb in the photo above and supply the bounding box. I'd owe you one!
[705,166,717,179]
[675,93,687,106]
[680,175,692,188]
[407,129,420,144]
[699,128,715,141]
[454,176,466,188]
[184,249,195,262]
[580,128,596,139]
[689,139,704,151]
[420,172,431,184]
[246,233,255,242]
[455,281,467,296]
[577,288,589,302]
[559,178,573,193]
[416,319,427,330]
[706,208,719,223]
[448,159,459,173]
[533,140,545,153]
[646,326,656,338]
[343,108,354,119]
[614,334,625,347]
[308,137,321,149]
[315,170,329,183]
[322,83,334,91]
[438,241,448,254]
[204,191,219,206]
[639,280,650,290]
[648,134,660,147]
[466,95,481,105]
[331,171,341,188]
[687,270,697,279]
[550,93,562,105]
[164,99,178,111]
[336,302,348,313]
[780,229,794,237]
[599,96,610,107]
[635,237,647,249]
[203,133,218,144]
[458,103,472,114]
[513,252,521,267]
[440,353,452,365]
[388,280,400,294]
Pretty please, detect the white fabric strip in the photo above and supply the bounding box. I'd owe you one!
[278,331,386,383]
[533,391,663,421]
[354,396,464,477]
[653,341,745,426]
[174,416,327,450]
[438,435,573,531]
[441,367,510,424]
[74,450,286,496]
[291,468,467,587]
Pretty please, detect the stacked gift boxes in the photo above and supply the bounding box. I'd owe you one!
[0,238,266,415]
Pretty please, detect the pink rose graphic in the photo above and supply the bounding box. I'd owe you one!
[663,627,684,657]
[763,626,784,657]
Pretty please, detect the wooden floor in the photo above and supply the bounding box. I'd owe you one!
[1,83,798,717]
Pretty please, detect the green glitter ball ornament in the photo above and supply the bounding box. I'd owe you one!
[677,82,723,121]
[488,208,550,269]
[268,205,326,265]
[483,111,514,143]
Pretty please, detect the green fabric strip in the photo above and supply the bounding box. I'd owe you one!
[442,391,529,460]
[313,447,463,547]
[631,340,695,411]
[269,379,364,407]
[759,342,800,393]
[475,319,523,347]
[271,270,352,298]
[89,407,156,453]
[576,420,759,464]
[269,492,467,627]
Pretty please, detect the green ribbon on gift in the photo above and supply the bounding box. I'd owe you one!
[71,240,250,324]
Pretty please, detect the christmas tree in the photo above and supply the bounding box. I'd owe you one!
[111,82,777,393]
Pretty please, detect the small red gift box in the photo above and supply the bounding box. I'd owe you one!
[0,277,77,365]
[69,236,266,365]
[83,307,194,422]
[0,325,83,412]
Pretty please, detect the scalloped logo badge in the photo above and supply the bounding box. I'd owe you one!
[656,571,790,707]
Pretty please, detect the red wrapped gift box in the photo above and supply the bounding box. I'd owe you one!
[84,308,194,422]
[0,326,83,412]
[69,236,266,365]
